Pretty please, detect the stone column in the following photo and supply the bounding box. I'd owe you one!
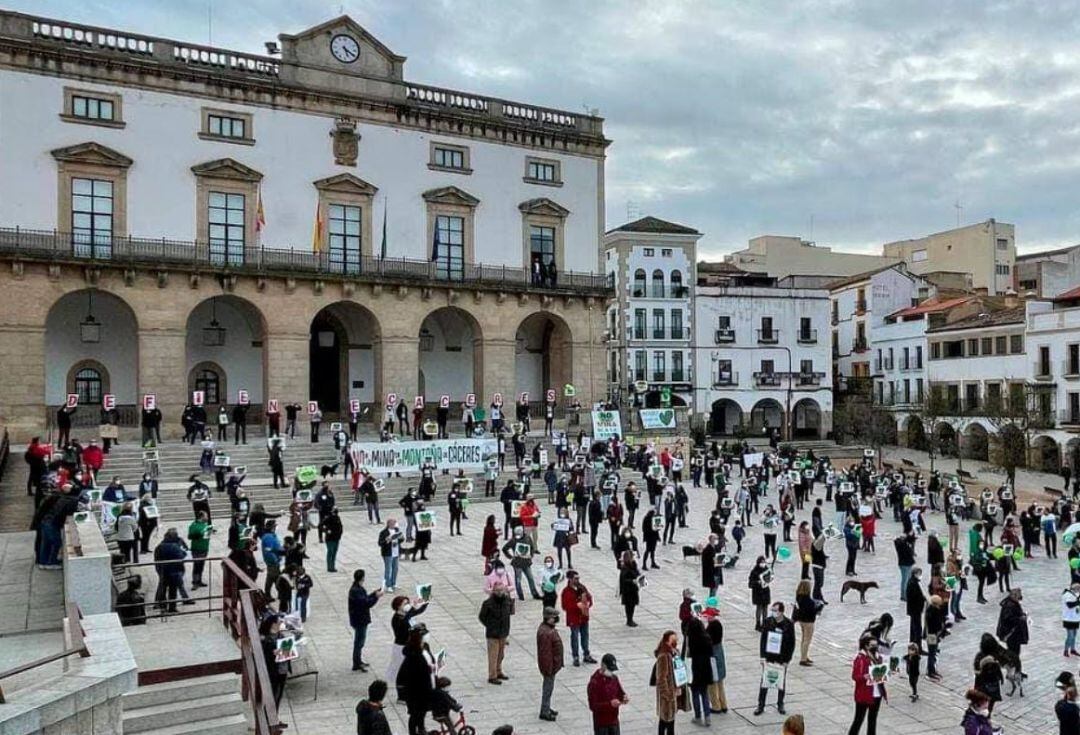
[138,328,186,439]
[0,324,45,441]
[483,337,517,404]
[379,335,419,403]
[265,331,310,432]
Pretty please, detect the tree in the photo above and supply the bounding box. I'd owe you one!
[911,387,953,473]
[833,397,897,469]
[983,382,1054,487]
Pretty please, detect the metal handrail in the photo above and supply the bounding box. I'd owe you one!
[0,228,612,296]
[0,602,88,703]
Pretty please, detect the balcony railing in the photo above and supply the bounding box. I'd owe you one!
[883,359,894,370]
[797,329,817,344]
[1034,362,1053,380]
[753,372,782,387]
[714,328,735,344]
[856,299,867,314]
[757,329,779,344]
[671,370,686,382]
[633,329,645,340]
[653,329,665,340]
[796,372,825,387]
[852,338,868,353]
[1061,408,1080,425]
[670,328,686,340]
[0,228,612,295]
[831,313,839,326]
[652,371,666,382]
[713,372,738,387]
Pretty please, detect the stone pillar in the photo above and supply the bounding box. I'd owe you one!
[0,324,45,441]
[380,335,419,403]
[571,339,606,409]
[483,337,517,404]
[265,332,310,433]
[138,328,186,439]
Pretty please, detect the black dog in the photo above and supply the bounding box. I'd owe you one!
[839,580,880,604]
[681,545,701,559]
[320,463,340,478]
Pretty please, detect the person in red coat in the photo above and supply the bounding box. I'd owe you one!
[481,515,500,572]
[82,440,104,481]
[560,570,596,666]
[586,653,627,734]
[849,634,887,734]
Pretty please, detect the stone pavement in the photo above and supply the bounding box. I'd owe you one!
[141,467,1069,735]
[0,532,64,635]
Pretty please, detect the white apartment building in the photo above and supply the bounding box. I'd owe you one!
[830,264,924,391]
[693,264,833,439]
[604,217,700,407]
[1024,294,1080,468]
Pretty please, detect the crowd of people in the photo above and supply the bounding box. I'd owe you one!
[24,410,1080,735]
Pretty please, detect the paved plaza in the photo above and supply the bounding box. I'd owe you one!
[141,460,1068,735]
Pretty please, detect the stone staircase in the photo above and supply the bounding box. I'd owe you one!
[121,673,247,735]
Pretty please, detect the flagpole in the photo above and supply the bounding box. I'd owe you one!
[381,195,388,259]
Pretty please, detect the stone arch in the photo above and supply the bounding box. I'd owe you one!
[418,306,483,401]
[709,398,743,435]
[903,415,927,450]
[962,421,989,462]
[749,398,784,435]
[310,301,382,414]
[935,422,957,457]
[643,391,687,408]
[187,360,227,406]
[45,288,139,407]
[185,295,267,407]
[1031,434,1061,473]
[515,311,572,404]
[792,398,822,439]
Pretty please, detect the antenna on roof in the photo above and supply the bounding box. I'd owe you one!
[207,0,213,45]
[582,104,600,117]
[626,200,640,222]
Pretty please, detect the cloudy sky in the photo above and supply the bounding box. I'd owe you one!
[14,0,1080,258]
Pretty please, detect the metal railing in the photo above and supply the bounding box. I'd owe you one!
[756,329,779,344]
[796,372,825,387]
[713,372,738,387]
[0,602,88,703]
[714,328,735,344]
[46,404,139,428]
[112,557,224,622]
[797,329,817,344]
[852,338,868,353]
[0,228,611,296]
[753,372,781,387]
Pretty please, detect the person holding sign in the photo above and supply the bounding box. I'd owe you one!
[848,634,887,735]
[754,602,795,716]
[502,526,541,600]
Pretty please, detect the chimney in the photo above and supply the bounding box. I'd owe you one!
[1003,289,1020,308]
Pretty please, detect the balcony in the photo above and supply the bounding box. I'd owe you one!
[652,329,665,340]
[652,371,666,382]
[852,338,868,353]
[831,313,839,326]
[882,358,894,371]
[714,328,735,344]
[757,329,779,344]
[632,329,644,340]
[1063,359,1080,379]
[0,228,614,296]
[1034,362,1053,381]
[832,345,840,359]
[1061,409,1080,426]
[856,299,867,314]
[713,372,738,387]
[797,329,817,344]
[796,372,825,387]
[671,370,686,382]
[753,372,782,387]
[670,328,687,340]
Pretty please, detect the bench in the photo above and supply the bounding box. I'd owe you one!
[288,640,320,701]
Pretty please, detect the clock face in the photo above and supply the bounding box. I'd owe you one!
[330,34,360,64]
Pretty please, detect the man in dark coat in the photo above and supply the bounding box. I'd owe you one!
[996,587,1030,674]
[347,569,382,671]
[356,679,392,735]
[536,606,564,721]
[701,533,722,596]
[479,585,515,685]
[754,601,796,716]
[905,566,927,646]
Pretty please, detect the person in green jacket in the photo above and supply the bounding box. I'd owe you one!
[188,512,212,587]
[968,523,983,557]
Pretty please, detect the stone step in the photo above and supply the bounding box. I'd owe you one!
[121,673,240,709]
[122,692,245,734]
[123,714,248,735]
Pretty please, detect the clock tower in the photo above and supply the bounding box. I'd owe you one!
[276,16,407,98]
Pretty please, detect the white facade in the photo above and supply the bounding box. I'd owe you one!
[1025,301,1080,444]
[604,220,699,406]
[693,283,833,438]
[831,265,922,385]
[871,317,928,409]
[0,70,601,272]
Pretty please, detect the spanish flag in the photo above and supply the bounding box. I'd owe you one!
[312,202,324,253]
[255,187,266,233]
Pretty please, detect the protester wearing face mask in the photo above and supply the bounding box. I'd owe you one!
[754,602,795,716]
[536,606,564,722]
[587,653,627,735]
[612,525,638,567]
[502,525,541,600]
[386,594,429,687]
[478,583,515,685]
[848,634,887,735]
[540,556,561,608]
[748,556,772,631]
[961,688,994,735]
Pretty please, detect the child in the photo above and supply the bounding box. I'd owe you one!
[430,675,463,733]
[293,566,313,622]
[904,642,921,702]
[731,520,745,554]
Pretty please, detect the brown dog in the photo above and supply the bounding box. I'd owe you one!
[840,580,880,603]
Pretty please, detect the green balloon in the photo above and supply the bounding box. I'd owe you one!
[1071,558,1080,570]
[1011,549,1023,562]
[992,548,1005,560]
[1067,533,1077,547]
[777,546,792,560]
[705,596,719,608]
